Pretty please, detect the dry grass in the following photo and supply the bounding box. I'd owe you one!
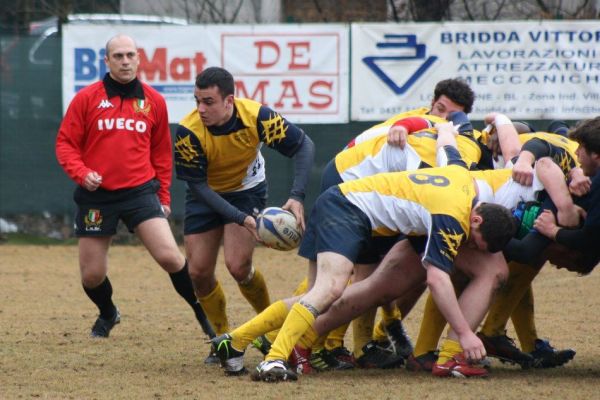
[0,245,599,399]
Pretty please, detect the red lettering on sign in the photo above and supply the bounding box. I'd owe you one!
[274,81,302,109]
[138,48,167,80]
[288,42,310,70]
[170,57,190,80]
[308,80,333,109]
[255,41,280,69]
[235,81,269,105]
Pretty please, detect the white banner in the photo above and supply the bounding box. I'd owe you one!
[63,24,349,123]
[352,21,600,121]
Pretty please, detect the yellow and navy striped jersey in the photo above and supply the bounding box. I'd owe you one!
[518,132,579,175]
[470,168,544,210]
[338,165,480,272]
[334,127,483,182]
[174,98,304,192]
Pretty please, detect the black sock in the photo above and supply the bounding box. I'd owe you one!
[83,277,117,320]
[169,261,215,337]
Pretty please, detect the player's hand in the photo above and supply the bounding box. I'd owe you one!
[435,121,457,136]
[282,198,305,232]
[483,112,499,125]
[512,158,534,186]
[568,168,592,196]
[533,209,560,239]
[161,205,171,218]
[458,331,486,362]
[387,125,408,148]
[243,215,261,242]
[83,171,102,191]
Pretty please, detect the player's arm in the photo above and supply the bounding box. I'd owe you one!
[425,262,484,360]
[149,95,173,209]
[533,157,582,227]
[55,93,97,188]
[484,113,522,163]
[387,117,433,148]
[512,138,552,186]
[258,106,315,231]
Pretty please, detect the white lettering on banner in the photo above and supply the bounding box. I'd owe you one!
[352,21,600,120]
[97,118,147,133]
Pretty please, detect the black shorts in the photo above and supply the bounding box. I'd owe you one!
[184,181,268,234]
[73,180,165,237]
[298,186,401,263]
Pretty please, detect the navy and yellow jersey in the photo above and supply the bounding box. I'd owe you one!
[174,98,304,193]
[334,134,423,182]
[334,123,483,182]
[352,108,445,145]
[518,132,579,175]
[338,165,483,272]
[407,129,483,170]
[469,168,545,210]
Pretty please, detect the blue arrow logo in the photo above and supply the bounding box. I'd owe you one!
[362,34,438,95]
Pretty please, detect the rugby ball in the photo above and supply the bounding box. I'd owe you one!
[257,207,302,251]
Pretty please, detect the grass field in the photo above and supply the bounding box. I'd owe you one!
[1,244,599,399]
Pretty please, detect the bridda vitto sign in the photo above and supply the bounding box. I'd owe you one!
[352,21,600,121]
[63,24,349,123]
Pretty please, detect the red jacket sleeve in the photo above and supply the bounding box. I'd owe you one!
[55,93,92,186]
[149,94,173,206]
[391,117,431,133]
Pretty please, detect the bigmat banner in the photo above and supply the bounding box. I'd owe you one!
[63,24,349,123]
[352,21,600,121]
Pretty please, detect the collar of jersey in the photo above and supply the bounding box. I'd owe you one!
[206,107,247,136]
[103,73,145,100]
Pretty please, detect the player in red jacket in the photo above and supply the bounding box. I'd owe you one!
[56,34,215,345]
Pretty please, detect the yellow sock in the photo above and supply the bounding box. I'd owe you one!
[412,293,447,357]
[238,268,271,314]
[265,329,279,345]
[266,303,315,361]
[197,281,229,335]
[324,322,349,350]
[511,287,538,352]
[481,262,538,337]
[293,277,309,296]
[373,303,401,341]
[297,325,320,349]
[230,300,289,350]
[312,335,327,352]
[437,339,463,364]
[352,307,377,358]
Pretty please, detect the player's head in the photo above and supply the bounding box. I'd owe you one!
[468,202,516,253]
[431,78,475,118]
[104,34,139,84]
[569,117,600,176]
[512,121,536,134]
[194,67,235,127]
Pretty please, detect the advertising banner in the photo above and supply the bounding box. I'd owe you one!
[63,24,349,123]
[352,21,600,121]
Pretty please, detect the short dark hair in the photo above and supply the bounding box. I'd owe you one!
[433,78,475,114]
[475,202,516,253]
[195,67,235,98]
[569,117,600,155]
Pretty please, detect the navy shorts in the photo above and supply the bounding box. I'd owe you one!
[73,180,165,237]
[298,186,400,263]
[184,181,268,234]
